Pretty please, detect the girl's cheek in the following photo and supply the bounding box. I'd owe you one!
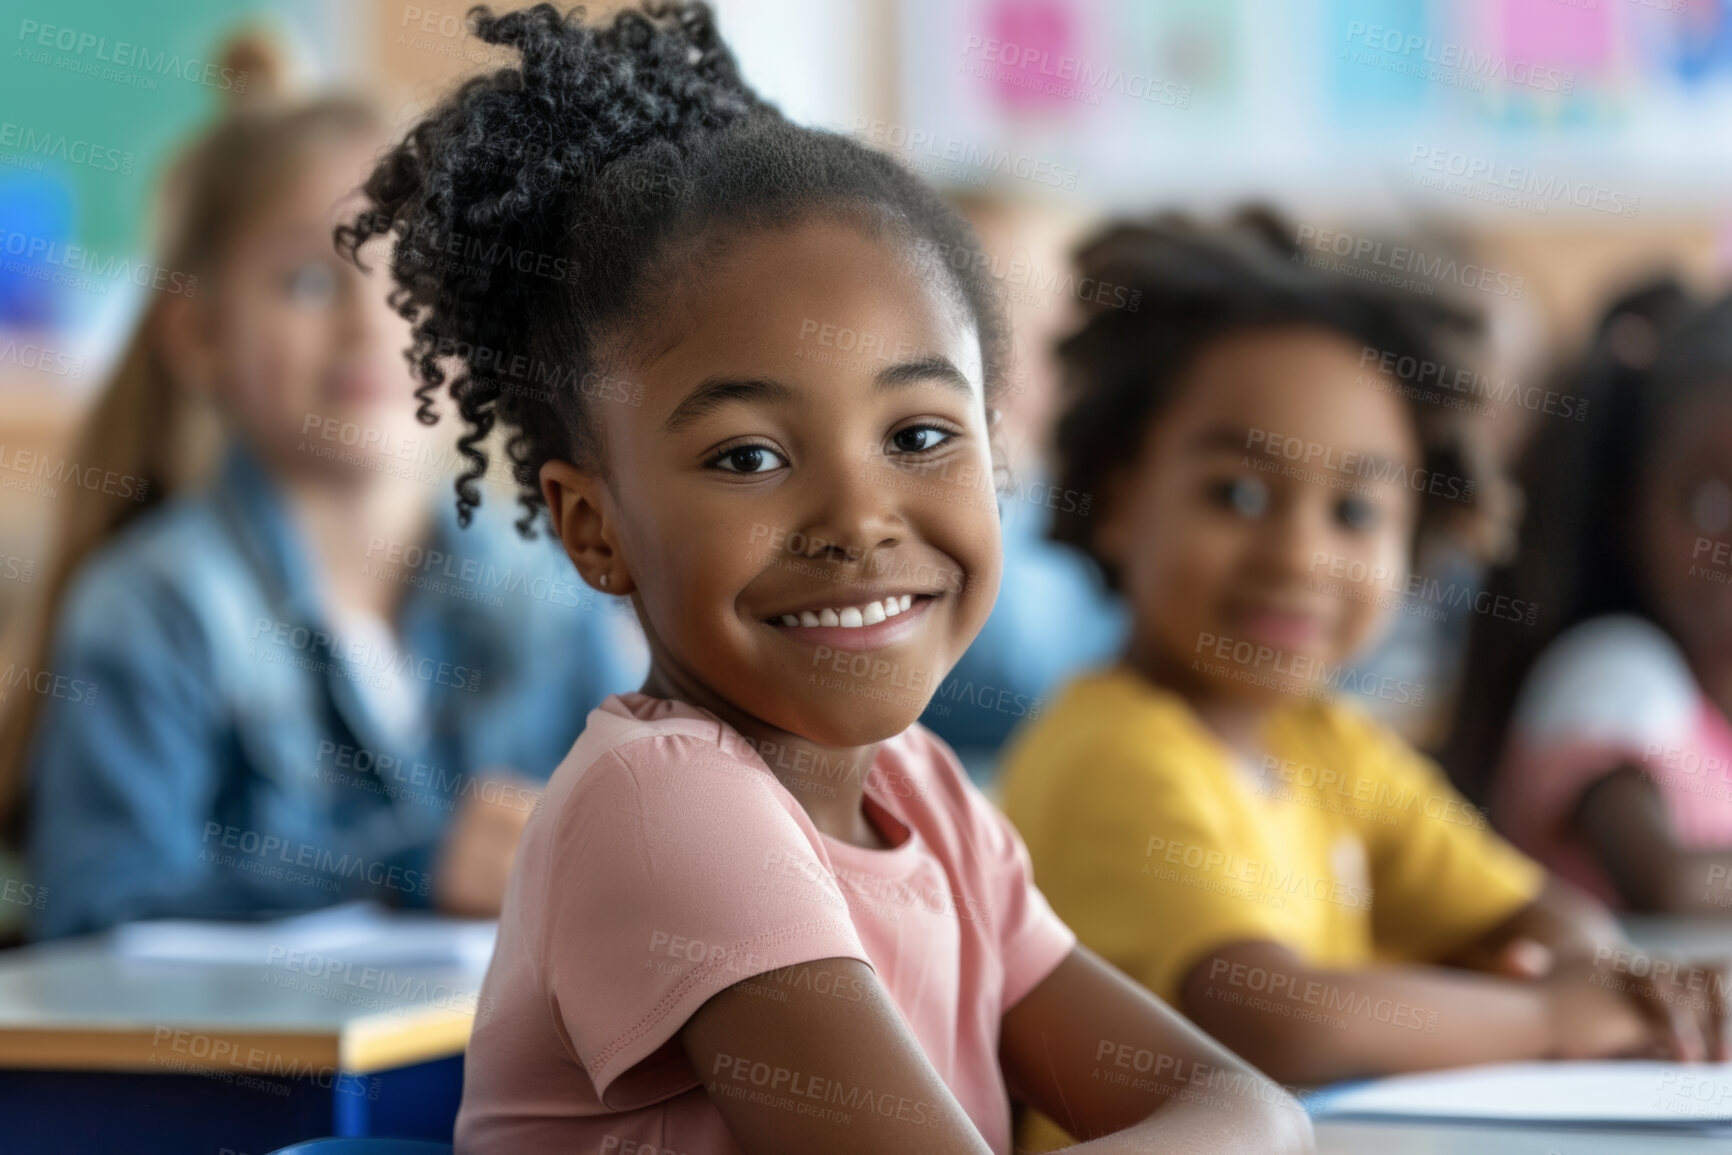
[230,316,328,443]
[1141,533,1218,638]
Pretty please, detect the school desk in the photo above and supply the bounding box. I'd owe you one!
[1624,915,1732,960]
[1315,1119,1731,1152]
[1309,917,1732,1153]
[0,932,481,1155]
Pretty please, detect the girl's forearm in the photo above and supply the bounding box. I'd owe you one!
[1273,966,1553,1081]
[1063,1093,1314,1154]
[1191,960,1554,1085]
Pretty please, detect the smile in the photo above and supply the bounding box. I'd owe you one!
[762,593,939,652]
[774,594,914,629]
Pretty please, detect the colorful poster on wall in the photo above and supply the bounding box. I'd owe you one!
[1327,0,1433,121]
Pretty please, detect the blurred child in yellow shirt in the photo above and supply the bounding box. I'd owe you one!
[999,211,1729,1149]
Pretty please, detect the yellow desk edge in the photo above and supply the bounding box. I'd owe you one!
[0,1005,474,1075]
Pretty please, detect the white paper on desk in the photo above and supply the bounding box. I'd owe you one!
[108,902,497,970]
[1308,1061,1732,1129]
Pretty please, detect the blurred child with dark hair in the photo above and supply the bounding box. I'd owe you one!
[1448,279,1732,915]
[0,31,646,938]
[999,212,1727,1147]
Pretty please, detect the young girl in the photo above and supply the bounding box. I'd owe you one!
[343,5,1311,1153]
[1,34,645,937]
[1449,280,1732,914]
[995,213,1727,1144]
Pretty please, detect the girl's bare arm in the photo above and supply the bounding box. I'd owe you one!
[999,945,1314,1153]
[679,956,993,1155]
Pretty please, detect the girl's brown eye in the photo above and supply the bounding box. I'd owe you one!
[284,262,337,305]
[891,425,951,454]
[1214,477,1268,518]
[1337,494,1379,532]
[711,444,785,474]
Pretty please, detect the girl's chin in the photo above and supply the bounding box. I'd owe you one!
[755,696,930,750]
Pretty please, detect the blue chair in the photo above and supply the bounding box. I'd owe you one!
[267,1141,453,1155]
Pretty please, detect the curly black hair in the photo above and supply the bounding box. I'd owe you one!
[1047,207,1500,592]
[1441,275,1717,802]
[335,1,1008,534]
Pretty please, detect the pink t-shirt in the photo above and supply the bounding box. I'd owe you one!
[455,692,1076,1154]
[1493,615,1732,907]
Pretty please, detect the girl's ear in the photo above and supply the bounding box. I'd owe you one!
[540,459,634,595]
[153,292,224,401]
[1091,467,1131,569]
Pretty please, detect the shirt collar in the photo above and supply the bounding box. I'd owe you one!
[211,440,324,625]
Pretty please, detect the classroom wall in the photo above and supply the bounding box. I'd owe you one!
[1,0,1724,630]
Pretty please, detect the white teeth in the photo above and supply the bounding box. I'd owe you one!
[777,596,923,628]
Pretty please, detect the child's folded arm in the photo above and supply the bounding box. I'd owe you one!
[1574,763,1732,915]
[1176,937,1644,1086]
[1446,861,1732,1063]
[998,943,1313,1154]
[1444,871,1621,975]
[677,955,995,1155]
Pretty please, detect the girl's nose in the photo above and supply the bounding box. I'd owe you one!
[797,452,906,563]
[337,268,397,351]
[1251,502,1327,582]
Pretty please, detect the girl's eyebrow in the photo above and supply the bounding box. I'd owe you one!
[875,354,975,398]
[660,356,975,435]
[661,377,794,434]
[1186,426,1259,456]
[1190,424,1407,478]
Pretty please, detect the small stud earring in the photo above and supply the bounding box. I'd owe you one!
[599,573,610,589]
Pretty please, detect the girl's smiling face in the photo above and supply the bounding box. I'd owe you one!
[195,137,424,481]
[1097,326,1422,710]
[551,216,1003,748]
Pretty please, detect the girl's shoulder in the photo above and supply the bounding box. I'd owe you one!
[530,695,826,890]
[551,693,771,794]
[53,486,240,657]
[1004,665,1217,777]
[1511,614,1698,747]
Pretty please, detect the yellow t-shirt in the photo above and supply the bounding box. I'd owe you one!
[1000,665,1545,1150]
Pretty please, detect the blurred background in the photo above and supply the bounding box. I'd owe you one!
[2,0,1730,625]
[0,2,1729,1147]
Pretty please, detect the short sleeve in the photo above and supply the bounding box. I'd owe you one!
[1037,748,1289,1005]
[1497,616,1701,848]
[1346,715,1546,961]
[956,775,1077,1013]
[1511,615,1697,752]
[541,735,871,1109]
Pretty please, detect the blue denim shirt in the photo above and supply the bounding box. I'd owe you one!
[26,445,648,938]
